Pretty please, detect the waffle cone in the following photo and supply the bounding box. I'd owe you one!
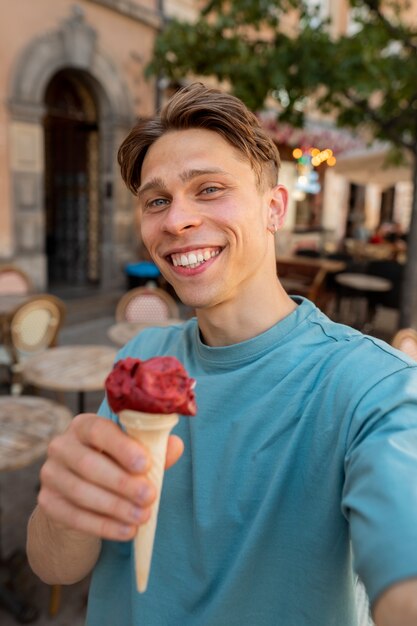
[119,409,179,593]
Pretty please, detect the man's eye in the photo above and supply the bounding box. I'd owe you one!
[201,186,220,195]
[146,198,169,209]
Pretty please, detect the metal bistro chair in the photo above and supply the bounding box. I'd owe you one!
[392,328,417,361]
[2,294,66,395]
[0,265,32,295]
[115,286,179,323]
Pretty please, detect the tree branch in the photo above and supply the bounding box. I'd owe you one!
[343,90,416,152]
[362,0,417,53]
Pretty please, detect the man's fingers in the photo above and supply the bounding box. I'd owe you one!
[46,435,156,506]
[40,460,154,526]
[166,435,184,469]
[72,414,183,471]
[62,414,151,473]
[37,490,142,541]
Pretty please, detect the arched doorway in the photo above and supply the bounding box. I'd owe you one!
[44,69,100,287]
[8,8,135,291]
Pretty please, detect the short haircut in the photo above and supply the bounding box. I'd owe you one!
[118,82,281,194]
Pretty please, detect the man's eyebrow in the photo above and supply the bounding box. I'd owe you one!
[137,168,230,199]
[137,178,168,199]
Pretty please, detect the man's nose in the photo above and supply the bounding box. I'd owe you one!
[162,198,202,234]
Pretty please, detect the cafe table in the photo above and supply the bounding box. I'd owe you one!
[0,395,72,622]
[334,272,392,293]
[107,318,184,347]
[22,345,117,414]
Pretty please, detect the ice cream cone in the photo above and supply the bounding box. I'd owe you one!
[119,409,179,593]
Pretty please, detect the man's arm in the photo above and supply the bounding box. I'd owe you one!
[342,365,417,625]
[373,579,417,626]
[27,506,101,584]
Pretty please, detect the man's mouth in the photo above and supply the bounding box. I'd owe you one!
[169,247,221,269]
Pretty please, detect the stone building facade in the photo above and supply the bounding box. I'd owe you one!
[0,0,167,291]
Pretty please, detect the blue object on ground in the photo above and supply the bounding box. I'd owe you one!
[125,261,161,278]
[125,261,161,289]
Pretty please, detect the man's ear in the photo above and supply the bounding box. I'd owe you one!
[268,184,288,233]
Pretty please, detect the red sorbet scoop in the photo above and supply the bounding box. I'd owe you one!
[105,356,196,415]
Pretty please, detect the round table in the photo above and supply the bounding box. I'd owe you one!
[22,345,117,413]
[108,319,184,347]
[334,273,392,292]
[0,395,72,472]
[0,395,72,622]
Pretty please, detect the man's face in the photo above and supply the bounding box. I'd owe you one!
[137,128,285,310]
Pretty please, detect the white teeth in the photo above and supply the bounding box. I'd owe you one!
[171,248,221,268]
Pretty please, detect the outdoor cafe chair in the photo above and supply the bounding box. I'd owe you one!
[392,328,417,361]
[0,294,66,395]
[115,286,179,324]
[0,264,32,294]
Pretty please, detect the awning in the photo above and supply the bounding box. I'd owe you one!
[259,111,412,188]
[332,148,412,188]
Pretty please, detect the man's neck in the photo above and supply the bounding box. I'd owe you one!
[195,280,297,347]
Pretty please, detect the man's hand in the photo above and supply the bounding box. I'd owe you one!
[38,413,184,541]
[373,578,417,625]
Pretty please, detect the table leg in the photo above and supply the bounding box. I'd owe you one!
[78,391,85,414]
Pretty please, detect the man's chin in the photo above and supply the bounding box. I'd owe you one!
[172,288,207,311]
[168,278,221,311]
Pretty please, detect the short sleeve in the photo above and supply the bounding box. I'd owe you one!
[342,365,417,605]
[96,396,118,422]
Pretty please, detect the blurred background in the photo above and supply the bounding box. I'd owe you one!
[1,0,416,623]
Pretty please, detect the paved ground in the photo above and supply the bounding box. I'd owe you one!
[0,292,398,625]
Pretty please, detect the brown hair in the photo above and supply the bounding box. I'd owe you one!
[118,83,280,194]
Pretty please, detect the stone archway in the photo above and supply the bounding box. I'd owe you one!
[8,6,134,290]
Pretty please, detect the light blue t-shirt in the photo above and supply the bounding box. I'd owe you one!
[86,298,417,625]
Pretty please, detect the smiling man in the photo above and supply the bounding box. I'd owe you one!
[27,84,417,626]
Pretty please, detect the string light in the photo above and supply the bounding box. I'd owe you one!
[292,146,336,168]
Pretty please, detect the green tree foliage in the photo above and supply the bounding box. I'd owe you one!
[148,0,417,328]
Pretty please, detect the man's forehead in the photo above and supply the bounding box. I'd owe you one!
[139,127,255,190]
[144,127,247,165]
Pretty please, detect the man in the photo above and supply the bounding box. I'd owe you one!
[27,83,417,625]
